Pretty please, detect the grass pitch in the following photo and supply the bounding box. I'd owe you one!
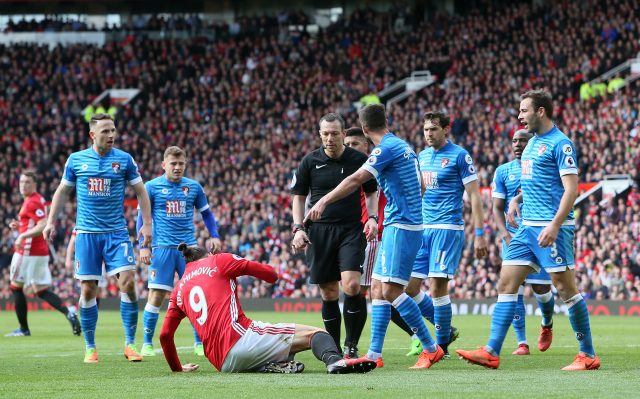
[1,310,638,399]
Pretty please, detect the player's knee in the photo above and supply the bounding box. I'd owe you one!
[342,280,360,296]
[319,284,339,301]
[496,278,519,294]
[36,288,48,298]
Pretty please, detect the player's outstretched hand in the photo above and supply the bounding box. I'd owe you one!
[507,199,521,228]
[363,219,378,241]
[139,223,152,248]
[304,200,327,223]
[209,238,223,254]
[139,247,152,265]
[474,236,488,258]
[42,223,55,241]
[181,363,199,372]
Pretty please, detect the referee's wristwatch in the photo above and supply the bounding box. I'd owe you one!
[292,223,304,234]
[368,215,379,224]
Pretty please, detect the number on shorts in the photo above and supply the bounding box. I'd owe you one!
[120,242,128,257]
[549,242,558,258]
[436,250,447,269]
[189,286,208,325]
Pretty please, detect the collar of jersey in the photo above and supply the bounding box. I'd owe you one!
[534,125,558,137]
[89,146,114,158]
[320,145,347,161]
[162,175,184,185]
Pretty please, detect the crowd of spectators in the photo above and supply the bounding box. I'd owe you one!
[1,0,639,303]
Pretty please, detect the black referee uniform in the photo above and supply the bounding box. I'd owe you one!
[290,146,377,284]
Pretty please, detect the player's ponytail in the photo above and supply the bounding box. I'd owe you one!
[178,242,209,263]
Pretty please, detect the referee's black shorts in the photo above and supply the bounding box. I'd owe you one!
[306,222,366,285]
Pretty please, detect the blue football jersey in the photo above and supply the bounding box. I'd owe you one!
[492,159,522,234]
[62,147,141,232]
[361,133,422,228]
[418,141,478,225]
[520,126,578,224]
[146,175,210,247]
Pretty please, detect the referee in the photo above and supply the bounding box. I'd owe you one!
[290,113,379,357]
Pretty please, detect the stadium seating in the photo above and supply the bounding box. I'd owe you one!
[1,2,639,301]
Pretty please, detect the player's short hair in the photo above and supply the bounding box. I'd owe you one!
[345,127,366,139]
[164,146,187,160]
[21,169,37,183]
[358,104,387,131]
[89,113,114,129]
[521,89,553,119]
[318,113,345,130]
[423,111,450,128]
[178,243,209,263]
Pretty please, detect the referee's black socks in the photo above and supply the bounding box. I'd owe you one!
[343,294,365,350]
[321,299,342,350]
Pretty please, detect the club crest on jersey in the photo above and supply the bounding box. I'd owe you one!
[81,163,89,171]
[508,174,515,181]
[537,145,547,156]
[111,162,121,174]
[181,186,190,196]
[440,158,450,168]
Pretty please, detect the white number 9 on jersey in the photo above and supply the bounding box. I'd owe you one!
[189,286,208,325]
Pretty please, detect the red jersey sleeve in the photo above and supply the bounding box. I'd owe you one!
[159,296,187,372]
[216,253,278,283]
[27,199,47,222]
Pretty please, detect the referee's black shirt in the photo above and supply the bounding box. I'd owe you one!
[290,146,377,224]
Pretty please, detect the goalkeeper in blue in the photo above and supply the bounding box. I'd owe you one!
[457,90,599,370]
[137,146,222,357]
[492,129,555,355]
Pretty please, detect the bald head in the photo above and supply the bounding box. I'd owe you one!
[513,129,533,140]
[512,129,532,160]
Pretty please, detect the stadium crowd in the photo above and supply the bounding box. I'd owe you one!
[1,0,639,302]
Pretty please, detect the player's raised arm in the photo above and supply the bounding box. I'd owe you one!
[43,183,73,241]
[218,253,278,283]
[132,181,153,247]
[305,168,374,223]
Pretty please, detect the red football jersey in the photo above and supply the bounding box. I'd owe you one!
[359,189,387,240]
[160,253,278,371]
[17,192,48,256]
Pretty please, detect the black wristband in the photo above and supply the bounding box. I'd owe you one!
[292,223,303,234]
[368,215,379,223]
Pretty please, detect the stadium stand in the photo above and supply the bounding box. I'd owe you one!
[1,1,639,301]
